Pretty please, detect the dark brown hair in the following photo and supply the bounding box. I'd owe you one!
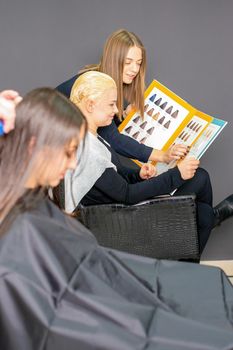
[0,87,87,232]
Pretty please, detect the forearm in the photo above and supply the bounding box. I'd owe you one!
[120,166,142,184]
[148,149,170,163]
[94,167,185,205]
[149,144,189,164]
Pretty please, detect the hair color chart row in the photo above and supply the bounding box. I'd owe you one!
[121,83,190,150]
[188,118,227,159]
[173,115,209,147]
[156,118,227,176]
[119,79,227,167]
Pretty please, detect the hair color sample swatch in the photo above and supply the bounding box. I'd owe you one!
[149,94,157,102]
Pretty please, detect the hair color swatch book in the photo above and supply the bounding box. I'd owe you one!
[119,80,227,174]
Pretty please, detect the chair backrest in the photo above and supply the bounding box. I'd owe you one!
[53,180,65,209]
[79,195,199,260]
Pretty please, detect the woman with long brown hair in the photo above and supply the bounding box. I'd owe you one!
[57,28,187,164]
[0,87,86,233]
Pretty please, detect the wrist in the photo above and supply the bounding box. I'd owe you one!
[162,151,171,163]
[177,164,185,180]
[158,150,170,163]
[149,149,167,163]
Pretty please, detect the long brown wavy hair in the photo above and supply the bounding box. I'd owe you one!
[79,29,146,120]
[0,88,87,234]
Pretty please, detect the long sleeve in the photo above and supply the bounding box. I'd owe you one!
[98,122,153,162]
[82,166,185,206]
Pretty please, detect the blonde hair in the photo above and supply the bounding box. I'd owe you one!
[70,71,116,106]
[79,29,146,120]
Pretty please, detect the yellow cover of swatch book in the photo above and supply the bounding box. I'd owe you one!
[119,80,227,174]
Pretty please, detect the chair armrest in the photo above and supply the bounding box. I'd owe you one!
[132,194,196,207]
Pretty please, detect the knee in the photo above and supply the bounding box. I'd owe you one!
[195,167,211,185]
[196,167,210,179]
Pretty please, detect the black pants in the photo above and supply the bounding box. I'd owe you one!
[175,168,214,253]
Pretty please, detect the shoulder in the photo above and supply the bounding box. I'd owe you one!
[98,121,118,139]
[30,198,96,240]
[56,73,80,97]
[0,199,98,300]
[0,198,96,256]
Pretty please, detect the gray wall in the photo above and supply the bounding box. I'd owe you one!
[1,0,233,205]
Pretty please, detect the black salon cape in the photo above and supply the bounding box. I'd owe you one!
[0,198,233,350]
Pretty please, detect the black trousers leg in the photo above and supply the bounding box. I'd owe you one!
[175,168,215,253]
[175,168,213,205]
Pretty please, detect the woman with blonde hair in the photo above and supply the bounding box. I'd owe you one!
[57,28,187,164]
[64,70,233,254]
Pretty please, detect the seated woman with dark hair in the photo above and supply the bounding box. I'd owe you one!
[1,87,233,350]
